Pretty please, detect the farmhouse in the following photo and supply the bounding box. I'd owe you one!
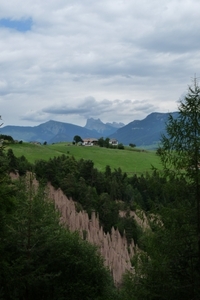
[30,141,41,145]
[109,138,118,146]
[82,138,98,146]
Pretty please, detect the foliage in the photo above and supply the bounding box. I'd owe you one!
[0,147,18,298]
[158,80,200,176]
[120,79,200,299]
[33,150,199,246]
[0,176,116,300]
[6,148,32,175]
[98,137,110,148]
[158,78,200,261]
[98,137,125,149]
[97,137,105,147]
[0,134,14,143]
[34,155,147,243]
[73,135,83,144]
[121,199,200,300]
[4,101,200,298]
[0,150,15,234]
[129,143,136,148]
[117,143,124,150]
[0,136,116,299]
[7,148,18,172]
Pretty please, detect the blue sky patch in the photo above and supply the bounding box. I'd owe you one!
[0,18,32,32]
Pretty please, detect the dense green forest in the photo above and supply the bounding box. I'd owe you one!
[0,147,118,300]
[1,80,200,299]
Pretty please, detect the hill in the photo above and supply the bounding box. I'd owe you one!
[7,142,162,173]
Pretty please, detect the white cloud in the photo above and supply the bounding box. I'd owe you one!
[0,0,199,127]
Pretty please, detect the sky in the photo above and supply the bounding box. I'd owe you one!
[0,0,200,127]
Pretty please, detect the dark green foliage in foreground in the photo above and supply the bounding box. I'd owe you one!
[0,174,116,299]
[0,143,116,299]
[121,195,200,300]
[158,78,200,263]
[0,150,16,290]
[120,79,200,300]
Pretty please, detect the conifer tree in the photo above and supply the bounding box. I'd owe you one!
[121,79,200,300]
[159,77,200,263]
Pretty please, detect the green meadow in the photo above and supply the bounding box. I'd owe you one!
[7,142,162,174]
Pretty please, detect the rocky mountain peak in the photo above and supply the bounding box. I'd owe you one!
[84,118,125,135]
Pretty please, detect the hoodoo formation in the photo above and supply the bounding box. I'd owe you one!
[47,183,136,285]
[10,173,143,285]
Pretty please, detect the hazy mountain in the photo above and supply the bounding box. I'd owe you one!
[0,112,178,147]
[84,118,124,136]
[108,112,178,147]
[0,120,102,144]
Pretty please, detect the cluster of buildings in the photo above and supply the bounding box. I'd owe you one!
[82,138,118,146]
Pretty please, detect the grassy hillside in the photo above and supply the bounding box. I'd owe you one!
[6,142,162,174]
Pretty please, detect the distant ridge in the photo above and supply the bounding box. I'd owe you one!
[109,112,178,147]
[1,120,101,144]
[1,112,178,147]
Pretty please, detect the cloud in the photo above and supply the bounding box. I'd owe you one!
[0,0,199,127]
[39,96,159,124]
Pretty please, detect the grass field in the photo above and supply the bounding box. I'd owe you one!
[6,142,162,174]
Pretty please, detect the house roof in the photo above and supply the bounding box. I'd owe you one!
[82,138,98,142]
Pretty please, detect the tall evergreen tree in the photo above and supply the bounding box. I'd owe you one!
[158,77,200,263]
[121,79,200,300]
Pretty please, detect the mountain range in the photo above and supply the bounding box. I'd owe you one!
[0,112,178,148]
[109,112,178,147]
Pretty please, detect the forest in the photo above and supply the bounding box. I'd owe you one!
[0,80,200,299]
